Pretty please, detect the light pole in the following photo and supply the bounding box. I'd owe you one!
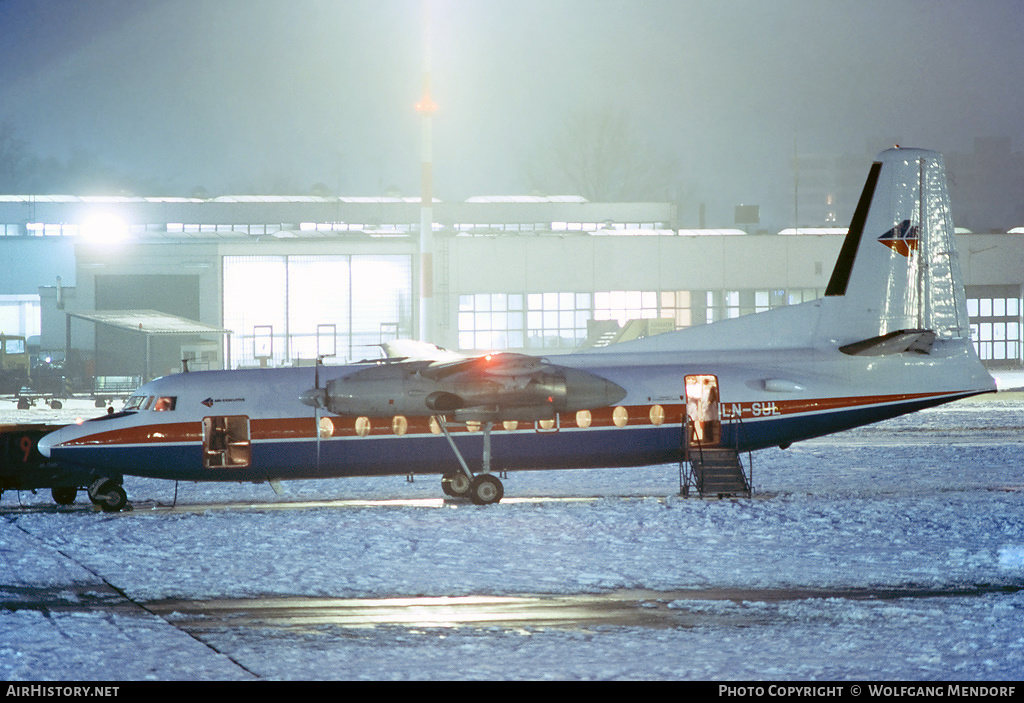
[416,1,437,343]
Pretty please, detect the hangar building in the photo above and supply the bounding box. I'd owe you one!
[0,189,1021,385]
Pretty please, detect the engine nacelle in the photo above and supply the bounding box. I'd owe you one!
[300,356,626,421]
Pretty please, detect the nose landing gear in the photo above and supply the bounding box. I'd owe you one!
[87,477,128,512]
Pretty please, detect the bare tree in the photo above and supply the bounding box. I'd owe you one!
[527,105,679,202]
[0,121,31,192]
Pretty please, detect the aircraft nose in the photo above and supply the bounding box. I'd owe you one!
[37,428,60,458]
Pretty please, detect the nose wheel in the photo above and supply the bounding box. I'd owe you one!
[88,477,128,512]
[436,418,504,505]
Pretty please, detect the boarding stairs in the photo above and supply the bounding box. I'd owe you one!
[679,417,752,499]
[575,318,676,351]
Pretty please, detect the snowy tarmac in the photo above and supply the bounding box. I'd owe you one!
[1,389,1023,681]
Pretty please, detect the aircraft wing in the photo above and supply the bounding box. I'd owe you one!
[380,339,464,362]
[304,350,626,422]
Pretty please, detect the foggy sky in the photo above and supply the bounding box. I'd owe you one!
[1,0,1022,227]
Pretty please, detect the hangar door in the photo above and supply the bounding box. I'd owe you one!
[95,275,201,378]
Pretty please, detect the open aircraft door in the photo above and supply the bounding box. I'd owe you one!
[684,374,720,447]
[202,415,252,469]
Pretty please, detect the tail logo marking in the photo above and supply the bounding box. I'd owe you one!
[878,219,919,257]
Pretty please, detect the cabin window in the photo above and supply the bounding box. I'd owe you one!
[392,416,408,436]
[575,409,592,428]
[355,416,372,437]
[318,416,334,439]
[202,416,251,468]
[612,406,629,427]
[535,415,560,433]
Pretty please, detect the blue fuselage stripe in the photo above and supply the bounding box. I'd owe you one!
[48,396,959,482]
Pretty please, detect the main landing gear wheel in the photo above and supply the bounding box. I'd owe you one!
[88,478,128,513]
[435,417,504,505]
[469,474,504,505]
[51,487,77,506]
[441,472,472,498]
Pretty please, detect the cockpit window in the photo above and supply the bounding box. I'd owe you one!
[123,395,176,411]
[153,396,176,411]
[124,395,147,410]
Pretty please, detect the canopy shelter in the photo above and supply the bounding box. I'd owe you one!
[65,309,231,381]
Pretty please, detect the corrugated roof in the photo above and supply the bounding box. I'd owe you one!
[67,310,230,335]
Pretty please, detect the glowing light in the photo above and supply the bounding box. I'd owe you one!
[415,96,437,113]
[80,212,130,244]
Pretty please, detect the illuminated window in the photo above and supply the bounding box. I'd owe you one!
[659,291,692,328]
[593,291,656,326]
[612,406,629,427]
[967,289,1023,363]
[355,417,372,437]
[0,295,42,338]
[526,292,591,349]
[458,293,525,350]
[755,291,770,313]
[724,291,740,319]
[223,255,411,367]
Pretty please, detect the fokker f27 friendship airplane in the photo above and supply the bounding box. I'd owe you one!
[39,148,996,510]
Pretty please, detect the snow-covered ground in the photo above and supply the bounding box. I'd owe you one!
[2,389,1023,681]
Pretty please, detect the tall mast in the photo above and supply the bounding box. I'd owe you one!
[416,0,437,343]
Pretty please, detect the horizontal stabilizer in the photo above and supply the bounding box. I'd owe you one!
[839,329,936,356]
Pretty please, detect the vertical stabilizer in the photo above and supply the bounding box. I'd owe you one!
[824,148,969,343]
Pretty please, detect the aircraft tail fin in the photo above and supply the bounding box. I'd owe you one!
[584,147,975,357]
[822,147,970,344]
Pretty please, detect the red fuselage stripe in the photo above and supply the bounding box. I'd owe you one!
[55,390,963,448]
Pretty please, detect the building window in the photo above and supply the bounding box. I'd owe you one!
[659,291,692,327]
[0,295,41,338]
[223,255,411,367]
[704,291,742,322]
[458,293,525,351]
[527,292,592,349]
[967,292,1022,364]
[594,291,657,326]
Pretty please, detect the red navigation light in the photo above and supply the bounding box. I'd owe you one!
[416,96,437,114]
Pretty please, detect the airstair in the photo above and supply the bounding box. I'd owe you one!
[575,318,676,351]
[679,416,752,499]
